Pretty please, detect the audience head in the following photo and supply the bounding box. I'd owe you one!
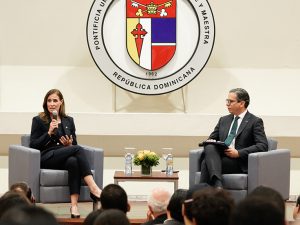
[183,183,210,224]
[93,209,130,225]
[9,182,35,204]
[147,187,171,216]
[1,205,58,225]
[83,209,103,225]
[0,221,20,225]
[293,195,300,220]
[230,196,285,225]
[100,184,130,213]
[0,191,31,219]
[191,188,234,225]
[248,185,285,217]
[167,189,187,222]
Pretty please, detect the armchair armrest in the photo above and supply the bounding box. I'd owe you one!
[248,149,290,199]
[9,145,41,202]
[80,145,104,188]
[189,148,204,188]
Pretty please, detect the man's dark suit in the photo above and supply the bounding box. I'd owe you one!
[141,214,167,225]
[200,111,268,184]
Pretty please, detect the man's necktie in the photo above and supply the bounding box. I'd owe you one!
[224,116,240,147]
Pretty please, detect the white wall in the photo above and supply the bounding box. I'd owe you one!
[0,0,299,148]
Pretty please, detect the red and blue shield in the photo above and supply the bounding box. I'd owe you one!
[126,0,176,71]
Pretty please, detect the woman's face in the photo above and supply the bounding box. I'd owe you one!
[47,93,63,114]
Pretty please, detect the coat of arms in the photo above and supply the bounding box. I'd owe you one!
[126,0,176,71]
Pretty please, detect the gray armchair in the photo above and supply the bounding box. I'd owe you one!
[9,135,104,203]
[189,138,290,202]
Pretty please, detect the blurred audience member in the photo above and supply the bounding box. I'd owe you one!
[191,188,234,225]
[182,184,209,225]
[9,182,35,204]
[100,184,130,214]
[141,187,171,225]
[0,191,31,219]
[83,209,103,225]
[157,189,187,225]
[1,205,58,225]
[293,195,300,220]
[230,196,285,225]
[93,209,130,225]
[249,186,285,218]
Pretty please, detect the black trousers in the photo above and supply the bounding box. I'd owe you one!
[41,145,92,195]
[200,144,243,185]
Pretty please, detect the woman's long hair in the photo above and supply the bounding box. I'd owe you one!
[39,89,67,123]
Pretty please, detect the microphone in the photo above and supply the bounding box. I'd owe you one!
[52,110,58,134]
[198,141,205,147]
[52,110,58,120]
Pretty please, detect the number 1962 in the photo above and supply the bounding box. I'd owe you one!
[146,71,157,77]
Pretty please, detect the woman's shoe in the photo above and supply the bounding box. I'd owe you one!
[90,192,101,202]
[70,207,80,218]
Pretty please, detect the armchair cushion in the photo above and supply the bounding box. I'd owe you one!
[40,169,95,186]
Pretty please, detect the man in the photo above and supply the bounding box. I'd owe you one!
[200,88,268,188]
[181,184,210,225]
[142,187,171,225]
[191,188,234,225]
[156,189,187,225]
[230,196,285,225]
[100,184,130,214]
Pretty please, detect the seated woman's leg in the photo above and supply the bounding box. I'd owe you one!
[65,156,81,218]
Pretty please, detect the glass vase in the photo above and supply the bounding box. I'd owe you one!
[141,165,152,176]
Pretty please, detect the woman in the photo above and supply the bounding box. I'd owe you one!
[29,89,101,218]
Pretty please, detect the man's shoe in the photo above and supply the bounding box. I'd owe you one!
[213,179,223,189]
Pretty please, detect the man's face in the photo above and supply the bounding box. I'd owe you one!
[226,92,245,115]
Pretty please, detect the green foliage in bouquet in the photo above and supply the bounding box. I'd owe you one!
[133,150,160,167]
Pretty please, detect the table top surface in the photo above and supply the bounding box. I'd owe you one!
[114,170,179,180]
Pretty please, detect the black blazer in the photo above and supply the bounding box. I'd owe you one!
[208,111,268,172]
[29,115,78,161]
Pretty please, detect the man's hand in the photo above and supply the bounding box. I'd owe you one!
[224,147,239,158]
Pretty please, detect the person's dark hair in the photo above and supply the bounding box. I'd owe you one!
[83,209,103,225]
[230,196,285,225]
[100,184,129,213]
[297,195,300,207]
[40,89,66,123]
[191,188,234,225]
[0,191,31,219]
[93,209,130,225]
[184,183,210,221]
[9,182,35,204]
[229,88,250,108]
[1,205,58,225]
[0,221,20,225]
[167,189,187,222]
[248,186,285,217]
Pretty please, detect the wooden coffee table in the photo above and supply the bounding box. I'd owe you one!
[114,170,179,191]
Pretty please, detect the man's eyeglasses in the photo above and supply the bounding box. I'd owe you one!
[226,99,239,105]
